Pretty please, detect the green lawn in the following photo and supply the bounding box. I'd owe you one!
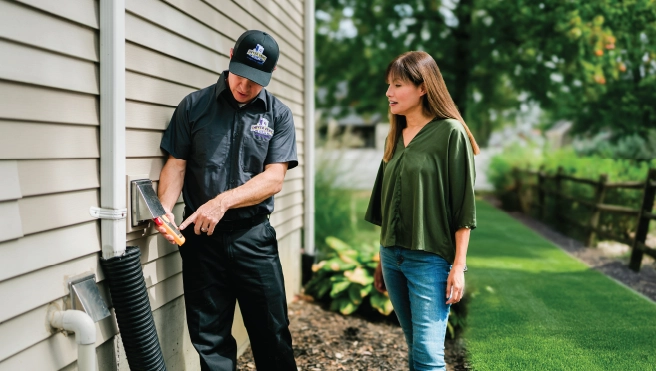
[466,200,656,371]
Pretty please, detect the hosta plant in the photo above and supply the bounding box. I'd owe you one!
[304,237,393,316]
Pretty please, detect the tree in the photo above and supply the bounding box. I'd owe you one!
[482,1,656,139]
[315,0,656,146]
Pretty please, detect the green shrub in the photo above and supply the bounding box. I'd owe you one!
[539,156,656,238]
[314,150,382,259]
[305,237,392,316]
[574,130,656,159]
[487,143,543,210]
[487,143,543,193]
[314,156,357,258]
[488,145,656,239]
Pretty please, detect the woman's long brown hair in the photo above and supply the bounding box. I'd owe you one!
[383,51,480,162]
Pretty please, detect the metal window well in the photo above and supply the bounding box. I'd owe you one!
[100,246,167,371]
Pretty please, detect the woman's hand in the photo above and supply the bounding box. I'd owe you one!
[446,265,466,304]
[374,259,387,293]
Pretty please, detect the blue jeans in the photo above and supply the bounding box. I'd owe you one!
[380,246,451,371]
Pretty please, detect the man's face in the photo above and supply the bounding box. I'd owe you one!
[228,48,264,104]
[227,72,263,104]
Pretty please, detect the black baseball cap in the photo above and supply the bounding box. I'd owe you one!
[229,30,279,87]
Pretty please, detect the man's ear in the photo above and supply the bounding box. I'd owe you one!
[229,48,233,59]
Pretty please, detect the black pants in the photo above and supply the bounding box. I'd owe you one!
[178,219,297,371]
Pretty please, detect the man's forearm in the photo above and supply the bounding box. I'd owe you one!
[215,163,287,213]
[158,159,186,212]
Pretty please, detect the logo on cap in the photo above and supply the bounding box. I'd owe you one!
[246,44,267,65]
[251,116,274,140]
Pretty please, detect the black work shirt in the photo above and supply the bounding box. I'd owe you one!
[160,71,298,220]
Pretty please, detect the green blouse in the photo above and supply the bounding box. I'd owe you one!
[365,118,477,264]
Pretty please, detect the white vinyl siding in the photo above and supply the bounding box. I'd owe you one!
[0,0,103,366]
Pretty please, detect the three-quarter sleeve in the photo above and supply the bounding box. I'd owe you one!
[447,127,477,231]
[364,160,385,226]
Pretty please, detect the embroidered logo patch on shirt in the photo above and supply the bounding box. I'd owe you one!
[246,44,267,65]
[251,117,274,140]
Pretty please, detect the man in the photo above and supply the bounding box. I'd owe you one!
[156,30,298,371]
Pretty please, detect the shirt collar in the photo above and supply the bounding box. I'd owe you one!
[215,70,268,110]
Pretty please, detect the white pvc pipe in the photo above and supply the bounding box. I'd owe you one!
[50,310,97,371]
[99,0,126,259]
[304,0,316,255]
[77,344,97,371]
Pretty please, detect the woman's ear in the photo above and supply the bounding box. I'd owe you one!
[419,83,427,96]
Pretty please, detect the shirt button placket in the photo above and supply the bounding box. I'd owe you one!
[230,110,239,187]
[391,152,404,243]
[232,110,236,142]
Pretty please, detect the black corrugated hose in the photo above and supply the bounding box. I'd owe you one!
[100,246,167,371]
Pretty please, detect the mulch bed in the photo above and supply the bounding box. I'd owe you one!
[237,298,470,371]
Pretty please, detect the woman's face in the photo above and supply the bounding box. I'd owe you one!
[386,78,425,116]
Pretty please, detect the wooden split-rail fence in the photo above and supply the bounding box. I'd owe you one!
[512,167,656,272]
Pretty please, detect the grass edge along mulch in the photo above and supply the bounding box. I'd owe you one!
[464,200,656,371]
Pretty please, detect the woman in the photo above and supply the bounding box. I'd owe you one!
[365,51,479,371]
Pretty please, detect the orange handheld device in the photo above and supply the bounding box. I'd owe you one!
[131,179,186,246]
[153,215,186,246]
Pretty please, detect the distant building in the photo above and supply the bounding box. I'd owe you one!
[318,107,383,148]
[545,120,573,149]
